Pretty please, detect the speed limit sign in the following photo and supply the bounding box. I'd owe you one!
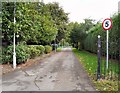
[102,18,112,70]
[102,18,112,30]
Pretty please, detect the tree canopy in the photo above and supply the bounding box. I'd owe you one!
[2,2,69,46]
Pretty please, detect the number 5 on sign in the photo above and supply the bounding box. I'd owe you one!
[102,18,112,69]
[102,18,112,30]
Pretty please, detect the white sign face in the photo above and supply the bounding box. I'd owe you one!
[102,18,112,30]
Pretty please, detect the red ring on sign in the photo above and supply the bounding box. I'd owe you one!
[102,18,112,30]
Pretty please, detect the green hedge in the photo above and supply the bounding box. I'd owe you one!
[56,48,62,52]
[28,45,40,58]
[2,46,12,64]
[2,45,30,64]
[44,45,52,54]
[84,14,119,59]
[16,45,30,64]
[0,47,2,64]
[2,45,52,64]
[35,45,45,54]
[28,45,45,58]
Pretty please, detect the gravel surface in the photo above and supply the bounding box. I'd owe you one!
[2,48,96,91]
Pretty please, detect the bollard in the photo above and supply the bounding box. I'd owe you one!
[97,35,101,80]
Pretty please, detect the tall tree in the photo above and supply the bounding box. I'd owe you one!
[2,2,63,46]
[46,2,69,43]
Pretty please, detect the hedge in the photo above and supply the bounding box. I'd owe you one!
[2,45,30,64]
[28,45,41,58]
[84,14,119,59]
[2,45,52,64]
[35,45,45,54]
[28,45,45,58]
[44,45,52,53]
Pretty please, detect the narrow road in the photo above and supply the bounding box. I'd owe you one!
[2,48,96,91]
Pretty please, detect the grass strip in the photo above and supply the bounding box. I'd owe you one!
[73,48,119,91]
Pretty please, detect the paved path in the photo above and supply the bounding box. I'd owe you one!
[2,48,96,91]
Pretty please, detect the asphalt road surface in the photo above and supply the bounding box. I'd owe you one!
[2,48,96,91]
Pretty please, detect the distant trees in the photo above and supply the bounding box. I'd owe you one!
[69,19,94,50]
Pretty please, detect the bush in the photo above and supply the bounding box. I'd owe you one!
[35,45,45,54]
[2,45,30,64]
[28,45,41,58]
[2,46,13,64]
[56,48,62,52]
[16,45,30,64]
[0,47,2,64]
[44,45,52,53]
[2,44,52,64]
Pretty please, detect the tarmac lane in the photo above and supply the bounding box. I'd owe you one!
[2,48,96,91]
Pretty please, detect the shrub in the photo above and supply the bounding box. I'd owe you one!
[2,46,13,64]
[16,45,30,64]
[36,45,45,54]
[0,47,2,64]
[2,45,30,64]
[2,44,51,64]
[28,45,41,58]
[56,48,62,52]
[44,45,52,53]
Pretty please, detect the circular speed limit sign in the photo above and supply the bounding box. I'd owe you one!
[102,18,112,30]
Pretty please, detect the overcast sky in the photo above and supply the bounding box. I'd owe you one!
[44,0,119,23]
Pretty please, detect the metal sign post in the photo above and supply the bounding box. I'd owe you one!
[106,30,109,69]
[102,18,112,70]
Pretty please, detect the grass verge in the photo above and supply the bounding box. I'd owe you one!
[56,47,62,52]
[73,48,119,91]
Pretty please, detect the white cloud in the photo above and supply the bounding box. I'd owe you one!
[44,0,119,22]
